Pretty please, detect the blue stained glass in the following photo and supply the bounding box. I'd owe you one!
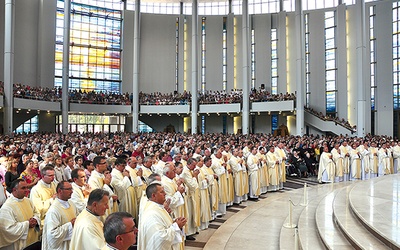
[326,92,336,112]
[272,114,278,133]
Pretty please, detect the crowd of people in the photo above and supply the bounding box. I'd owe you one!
[69,89,131,105]
[0,131,398,249]
[0,82,131,105]
[139,91,191,105]
[2,81,297,107]
[305,107,357,132]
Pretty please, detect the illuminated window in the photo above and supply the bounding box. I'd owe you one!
[232,0,242,15]
[394,2,400,110]
[283,0,295,12]
[325,11,337,115]
[56,114,127,133]
[370,6,376,111]
[199,2,229,15]
[342,0,355,5]
[201,17,206,93]
[302,0,338,11]
[201,116,205,134]
[249,0,279,14]
[15,116,38,134]
[271,28,278,95]
[223,17,227,91]
[251,28,256,89]
[126,1,135,11]
[305,13,310,108]
[140,2,180,14]
[175,17,179,92]
[182,2,192,15]
[271,114,278,133]
[55,0,122,92]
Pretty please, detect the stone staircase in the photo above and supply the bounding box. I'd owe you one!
[204,175,400,250]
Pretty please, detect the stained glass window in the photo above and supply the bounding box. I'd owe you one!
[55,0,122,92]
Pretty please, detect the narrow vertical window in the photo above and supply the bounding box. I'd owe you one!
[325,11,337,116]
[251,28,256,89]
[305,13,310,108]
[369,5,376,135]
[175,17,179,92]
[201,115,206,134]
[271,114,278,134]
[223,17,228,91]
[393,2,400,110]
[201,17,206,93]
[271,28,278,95]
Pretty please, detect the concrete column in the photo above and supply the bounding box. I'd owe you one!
[295,0,305,136]
[132,0,141,133]
[3,0,15,135]
[356,0,367,137]
[191,0,198,134]
[242,0,250,135]
[62,0,71,134]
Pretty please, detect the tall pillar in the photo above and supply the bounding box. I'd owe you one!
[295,0,305,136]
[3,0,15,135]
[356,0,367,137]
[132,0,141,133]
[191,0,199,134]
[62,0,71,134]
[242,0,250,135]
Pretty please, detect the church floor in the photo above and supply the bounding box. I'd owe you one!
[185,176,319,250]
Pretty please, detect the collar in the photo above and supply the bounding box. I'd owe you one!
[105,244,119,250]
[9,193,25,202]
[40,179,52,188]
[56,198,70,208]
[86,208,102,219]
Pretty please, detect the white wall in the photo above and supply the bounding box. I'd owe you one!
[140,14,178,93]
[205,16,223,91]
[121,10,135,94]
[307,10,326,113]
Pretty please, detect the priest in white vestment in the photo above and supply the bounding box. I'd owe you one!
[391,142,400,174]
[29,166,57,227]
[111,158,138,220]
[0,180,40,250]
[350,143,362,181]
[197,158,212,230]
[70,188,109,250]
[161,163,185,219]
[369,142,379,179]
[274,142,287,189]
[318,146,335,183]
[181,158,200,236]
[138,183,186,250]
[247,147,261,199]
[228,148,244,204]
[70,168,91,214]
[211,150,228,216]
[42,181,78,250]
[378,144,392,176]
[339,141,352,181]
[331,144,344,182]
[266,147,280,191]
[203,156,219,219]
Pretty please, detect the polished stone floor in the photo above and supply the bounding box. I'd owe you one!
[186,174,400,250]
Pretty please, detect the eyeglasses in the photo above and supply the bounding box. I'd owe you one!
[119,227,138,235]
